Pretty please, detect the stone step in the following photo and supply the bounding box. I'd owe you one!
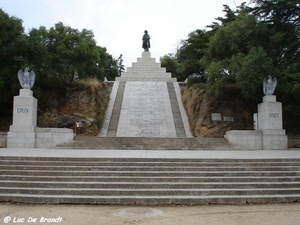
[2,160,300,167]
[1,165,300,171]
[1,157,299,205]
[2,175,299,183]
[1,181,299,189]
[57,136,233,150]
[1,170,299,177]
[1,156,299,162]
[1,193,300,205]
[1,187,300,196]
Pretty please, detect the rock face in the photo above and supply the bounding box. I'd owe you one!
[181,84,253,137]
[38,80,110,136]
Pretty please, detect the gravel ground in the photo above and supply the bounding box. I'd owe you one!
[1,203,300,225]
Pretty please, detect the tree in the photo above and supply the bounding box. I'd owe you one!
[0,9,27,116]
[160,54,183,80]
[250,0,300,69]
[94,46,118,81]
[176,30,210,79]
[201,13,271,99]
[26,22,119,88]
[250,0,300,26]
[117,54,125,76]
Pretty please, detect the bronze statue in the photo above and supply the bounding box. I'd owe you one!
[18,67,35,89]
[142,30,150,51]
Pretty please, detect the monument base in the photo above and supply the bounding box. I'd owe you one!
[262,129,288,150]
[7,130,36,148]
[7,89,75,148]
[225,130,262,150]
[225,130,288,150]
[225,95,288,150]
[7,89,37,148]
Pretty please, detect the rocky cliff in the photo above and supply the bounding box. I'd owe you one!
[181,83,254,137]
[38,79,110,136]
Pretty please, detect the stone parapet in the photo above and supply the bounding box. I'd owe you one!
[36,128,74,148]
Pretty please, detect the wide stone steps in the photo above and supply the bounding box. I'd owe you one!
[0,157,300,205]
[57,136,233,150]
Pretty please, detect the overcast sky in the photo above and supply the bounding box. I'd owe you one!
[1,0,249,69]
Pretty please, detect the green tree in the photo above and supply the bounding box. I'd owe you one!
[236,47,274,100]
[201,13,270,98]
[176,29,210,79]
[0,9,27,116]
[160,54,183,80]
[47,22,100,86]
[94,46,118,81]
[27,22,119,86]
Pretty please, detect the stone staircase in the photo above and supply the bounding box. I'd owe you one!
[57,136,233,150]
[0,156,300,205]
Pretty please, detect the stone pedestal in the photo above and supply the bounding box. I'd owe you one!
[225,95,288,150]
[7,89,37,148]
[258,95,287,150]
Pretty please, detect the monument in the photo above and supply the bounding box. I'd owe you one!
[7,68,37,148]
[225,76,288,150]
[100,31,192,138]
[7,68,74,148]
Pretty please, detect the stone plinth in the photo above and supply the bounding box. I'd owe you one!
[258,95,287,150]
[7,89,37,148]
[258,95,283,130]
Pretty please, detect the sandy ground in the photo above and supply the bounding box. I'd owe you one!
[1,203,300,225]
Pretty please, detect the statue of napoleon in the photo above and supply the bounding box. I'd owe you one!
[142,30,150,51]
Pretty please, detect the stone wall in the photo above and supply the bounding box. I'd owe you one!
[0,129,74,148]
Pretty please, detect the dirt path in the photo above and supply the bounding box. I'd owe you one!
[1,203,299,225]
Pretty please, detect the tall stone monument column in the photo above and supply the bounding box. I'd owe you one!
[7,89,37,148]
[7,68,37,148]
[258,95,287,149]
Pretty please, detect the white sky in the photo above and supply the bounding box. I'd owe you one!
[1,0,249,69]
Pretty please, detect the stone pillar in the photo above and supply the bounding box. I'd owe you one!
[257,95,287,149]
[7,89,37,148]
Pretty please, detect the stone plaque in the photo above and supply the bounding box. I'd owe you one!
[116,82,177,137]
[223,117,234,122]
[211,113,222,121]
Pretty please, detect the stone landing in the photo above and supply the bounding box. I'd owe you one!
[100,52,192,138]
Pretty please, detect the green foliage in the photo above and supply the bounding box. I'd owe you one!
[0,9,120,130]
[236,47,274,100]
[163,1,300,131]
[187,74,206,87]
[0,9,27,116]
[160,54,184,80]
[177,29,210,79]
